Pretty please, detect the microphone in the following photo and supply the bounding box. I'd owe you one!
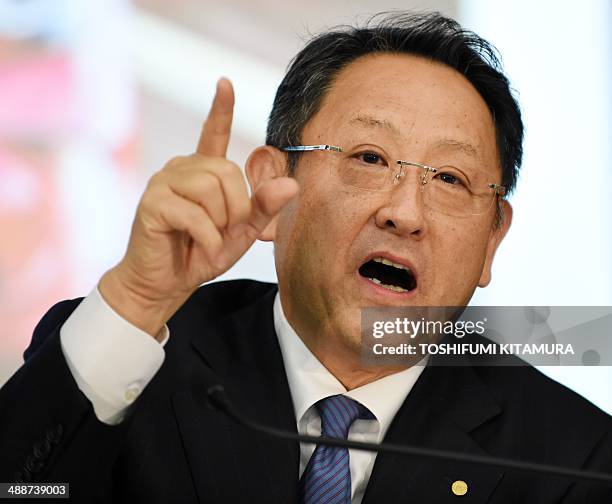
[206,384,612,486]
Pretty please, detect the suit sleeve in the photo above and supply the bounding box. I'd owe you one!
[0,298,133,500]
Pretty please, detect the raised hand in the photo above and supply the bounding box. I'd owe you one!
[99,78,298,337]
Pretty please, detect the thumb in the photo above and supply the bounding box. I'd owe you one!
[247,177,299,238]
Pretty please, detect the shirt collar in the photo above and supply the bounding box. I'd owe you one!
[273,292,426,441]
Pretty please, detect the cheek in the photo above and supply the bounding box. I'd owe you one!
[315,188,376,271]
[430,222,490,293]
[275,182,332,277]
[274,182,368,329]
[277,182,367,280]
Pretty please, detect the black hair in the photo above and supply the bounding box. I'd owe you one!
[265,11,523,204]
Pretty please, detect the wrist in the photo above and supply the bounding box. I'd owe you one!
[98,267,181,338]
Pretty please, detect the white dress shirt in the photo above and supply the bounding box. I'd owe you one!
[60,286,425,502]
[60,287,168,424]
[273,294,425,503]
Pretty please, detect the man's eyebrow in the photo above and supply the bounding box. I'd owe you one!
[348,117,480,158]
[349,115,401,136]
[431,139,479,158]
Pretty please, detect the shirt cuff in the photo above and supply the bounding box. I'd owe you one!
[60,286,168,425]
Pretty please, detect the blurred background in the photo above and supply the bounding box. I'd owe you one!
[1,0,610,410]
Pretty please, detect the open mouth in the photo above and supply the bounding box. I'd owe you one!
[358,257,417,293]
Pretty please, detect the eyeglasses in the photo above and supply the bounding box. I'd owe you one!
[282,144,506,218]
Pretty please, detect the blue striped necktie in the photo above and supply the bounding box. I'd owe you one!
[298,395,375,504]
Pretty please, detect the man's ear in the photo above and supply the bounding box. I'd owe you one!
[245,146,287,242]
[478,200,513,287]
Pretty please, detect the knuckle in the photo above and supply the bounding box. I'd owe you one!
[216,160,240,178]
[198,173,222,198]
[211,121,231,136]
[163,155,189,170]
[147,170,165,188]
[139,189,159,215]
[146,171,172,197]
[154,196,174,220]
[186,204,205,223]
[141,184,170,215]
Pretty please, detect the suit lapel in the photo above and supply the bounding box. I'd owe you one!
[362,362,505,503]
[172,286,300,503]
[169,283,506,503]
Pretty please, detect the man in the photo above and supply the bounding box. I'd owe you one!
[1,12,611,503]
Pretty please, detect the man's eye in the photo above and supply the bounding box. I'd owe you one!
[359,152,383,164]
[438,172,460,185]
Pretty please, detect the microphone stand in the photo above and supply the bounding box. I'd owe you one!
[206,384,612,486]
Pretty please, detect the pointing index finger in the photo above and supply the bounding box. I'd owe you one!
[197,77,235,157]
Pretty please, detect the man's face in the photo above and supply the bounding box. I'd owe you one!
[272,53,510,351]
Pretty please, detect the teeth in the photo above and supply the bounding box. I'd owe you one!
[372,256,411,272]
[383,284,408,293]
[367,277,408,292]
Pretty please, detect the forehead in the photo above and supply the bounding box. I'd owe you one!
[303,53,499,169]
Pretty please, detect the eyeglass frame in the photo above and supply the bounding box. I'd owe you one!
[282,144,506,217]
[282,144,506,195]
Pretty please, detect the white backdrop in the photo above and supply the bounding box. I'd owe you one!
[461,0,612,413]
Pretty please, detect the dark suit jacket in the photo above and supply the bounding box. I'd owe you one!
[1,280,611,503]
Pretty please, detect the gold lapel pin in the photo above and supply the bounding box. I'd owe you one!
[451,480,468,496]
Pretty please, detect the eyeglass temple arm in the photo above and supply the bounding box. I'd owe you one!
[282,145,343,153]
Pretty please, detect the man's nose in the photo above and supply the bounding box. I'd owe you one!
[374,168,428,238]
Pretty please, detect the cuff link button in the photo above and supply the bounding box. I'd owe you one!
[124,384,141,404]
